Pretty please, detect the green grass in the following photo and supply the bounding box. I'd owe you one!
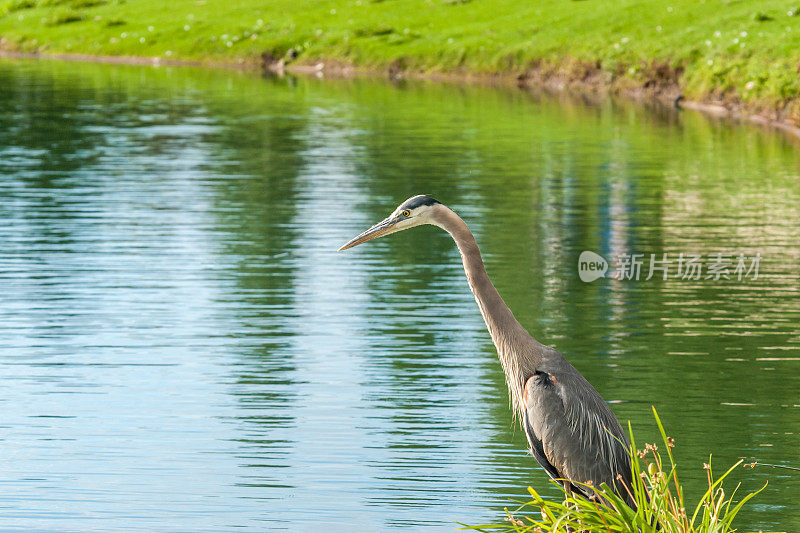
[1,0,800,118]
[462,408,779,533]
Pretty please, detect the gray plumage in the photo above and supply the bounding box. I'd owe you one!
[339,195,634,507]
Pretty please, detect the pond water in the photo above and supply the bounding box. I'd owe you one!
[1,58,798,532]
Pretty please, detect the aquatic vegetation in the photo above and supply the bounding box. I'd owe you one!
[463,408,777,533]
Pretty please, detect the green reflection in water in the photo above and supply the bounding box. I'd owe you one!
[1,58,798,532]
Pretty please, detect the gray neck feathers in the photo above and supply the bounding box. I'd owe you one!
[432,205,541,416]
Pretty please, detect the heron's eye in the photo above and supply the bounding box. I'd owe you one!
[402,210,411,217]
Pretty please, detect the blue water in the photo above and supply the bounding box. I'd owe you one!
[1,58,798,532]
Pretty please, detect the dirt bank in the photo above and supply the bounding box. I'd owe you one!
[3,49,799,141]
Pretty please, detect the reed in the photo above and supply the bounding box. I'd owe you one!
[463,407,780,533]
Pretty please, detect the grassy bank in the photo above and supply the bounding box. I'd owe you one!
[2,0,800,122]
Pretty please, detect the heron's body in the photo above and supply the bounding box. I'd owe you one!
[339,195,634,506]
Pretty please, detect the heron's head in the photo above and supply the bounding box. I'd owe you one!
[338,195,442,251]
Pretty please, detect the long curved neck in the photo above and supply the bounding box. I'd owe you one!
[432,205,542,414]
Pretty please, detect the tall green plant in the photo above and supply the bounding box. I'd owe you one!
[463,407,779,533]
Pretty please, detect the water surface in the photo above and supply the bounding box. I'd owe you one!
[1,58,799,532]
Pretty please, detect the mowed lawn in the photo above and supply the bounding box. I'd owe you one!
[2,0,800,107]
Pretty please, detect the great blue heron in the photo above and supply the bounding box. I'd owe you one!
[338,195,634,507]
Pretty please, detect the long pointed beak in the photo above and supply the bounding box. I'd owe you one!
[338,216,400,251]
